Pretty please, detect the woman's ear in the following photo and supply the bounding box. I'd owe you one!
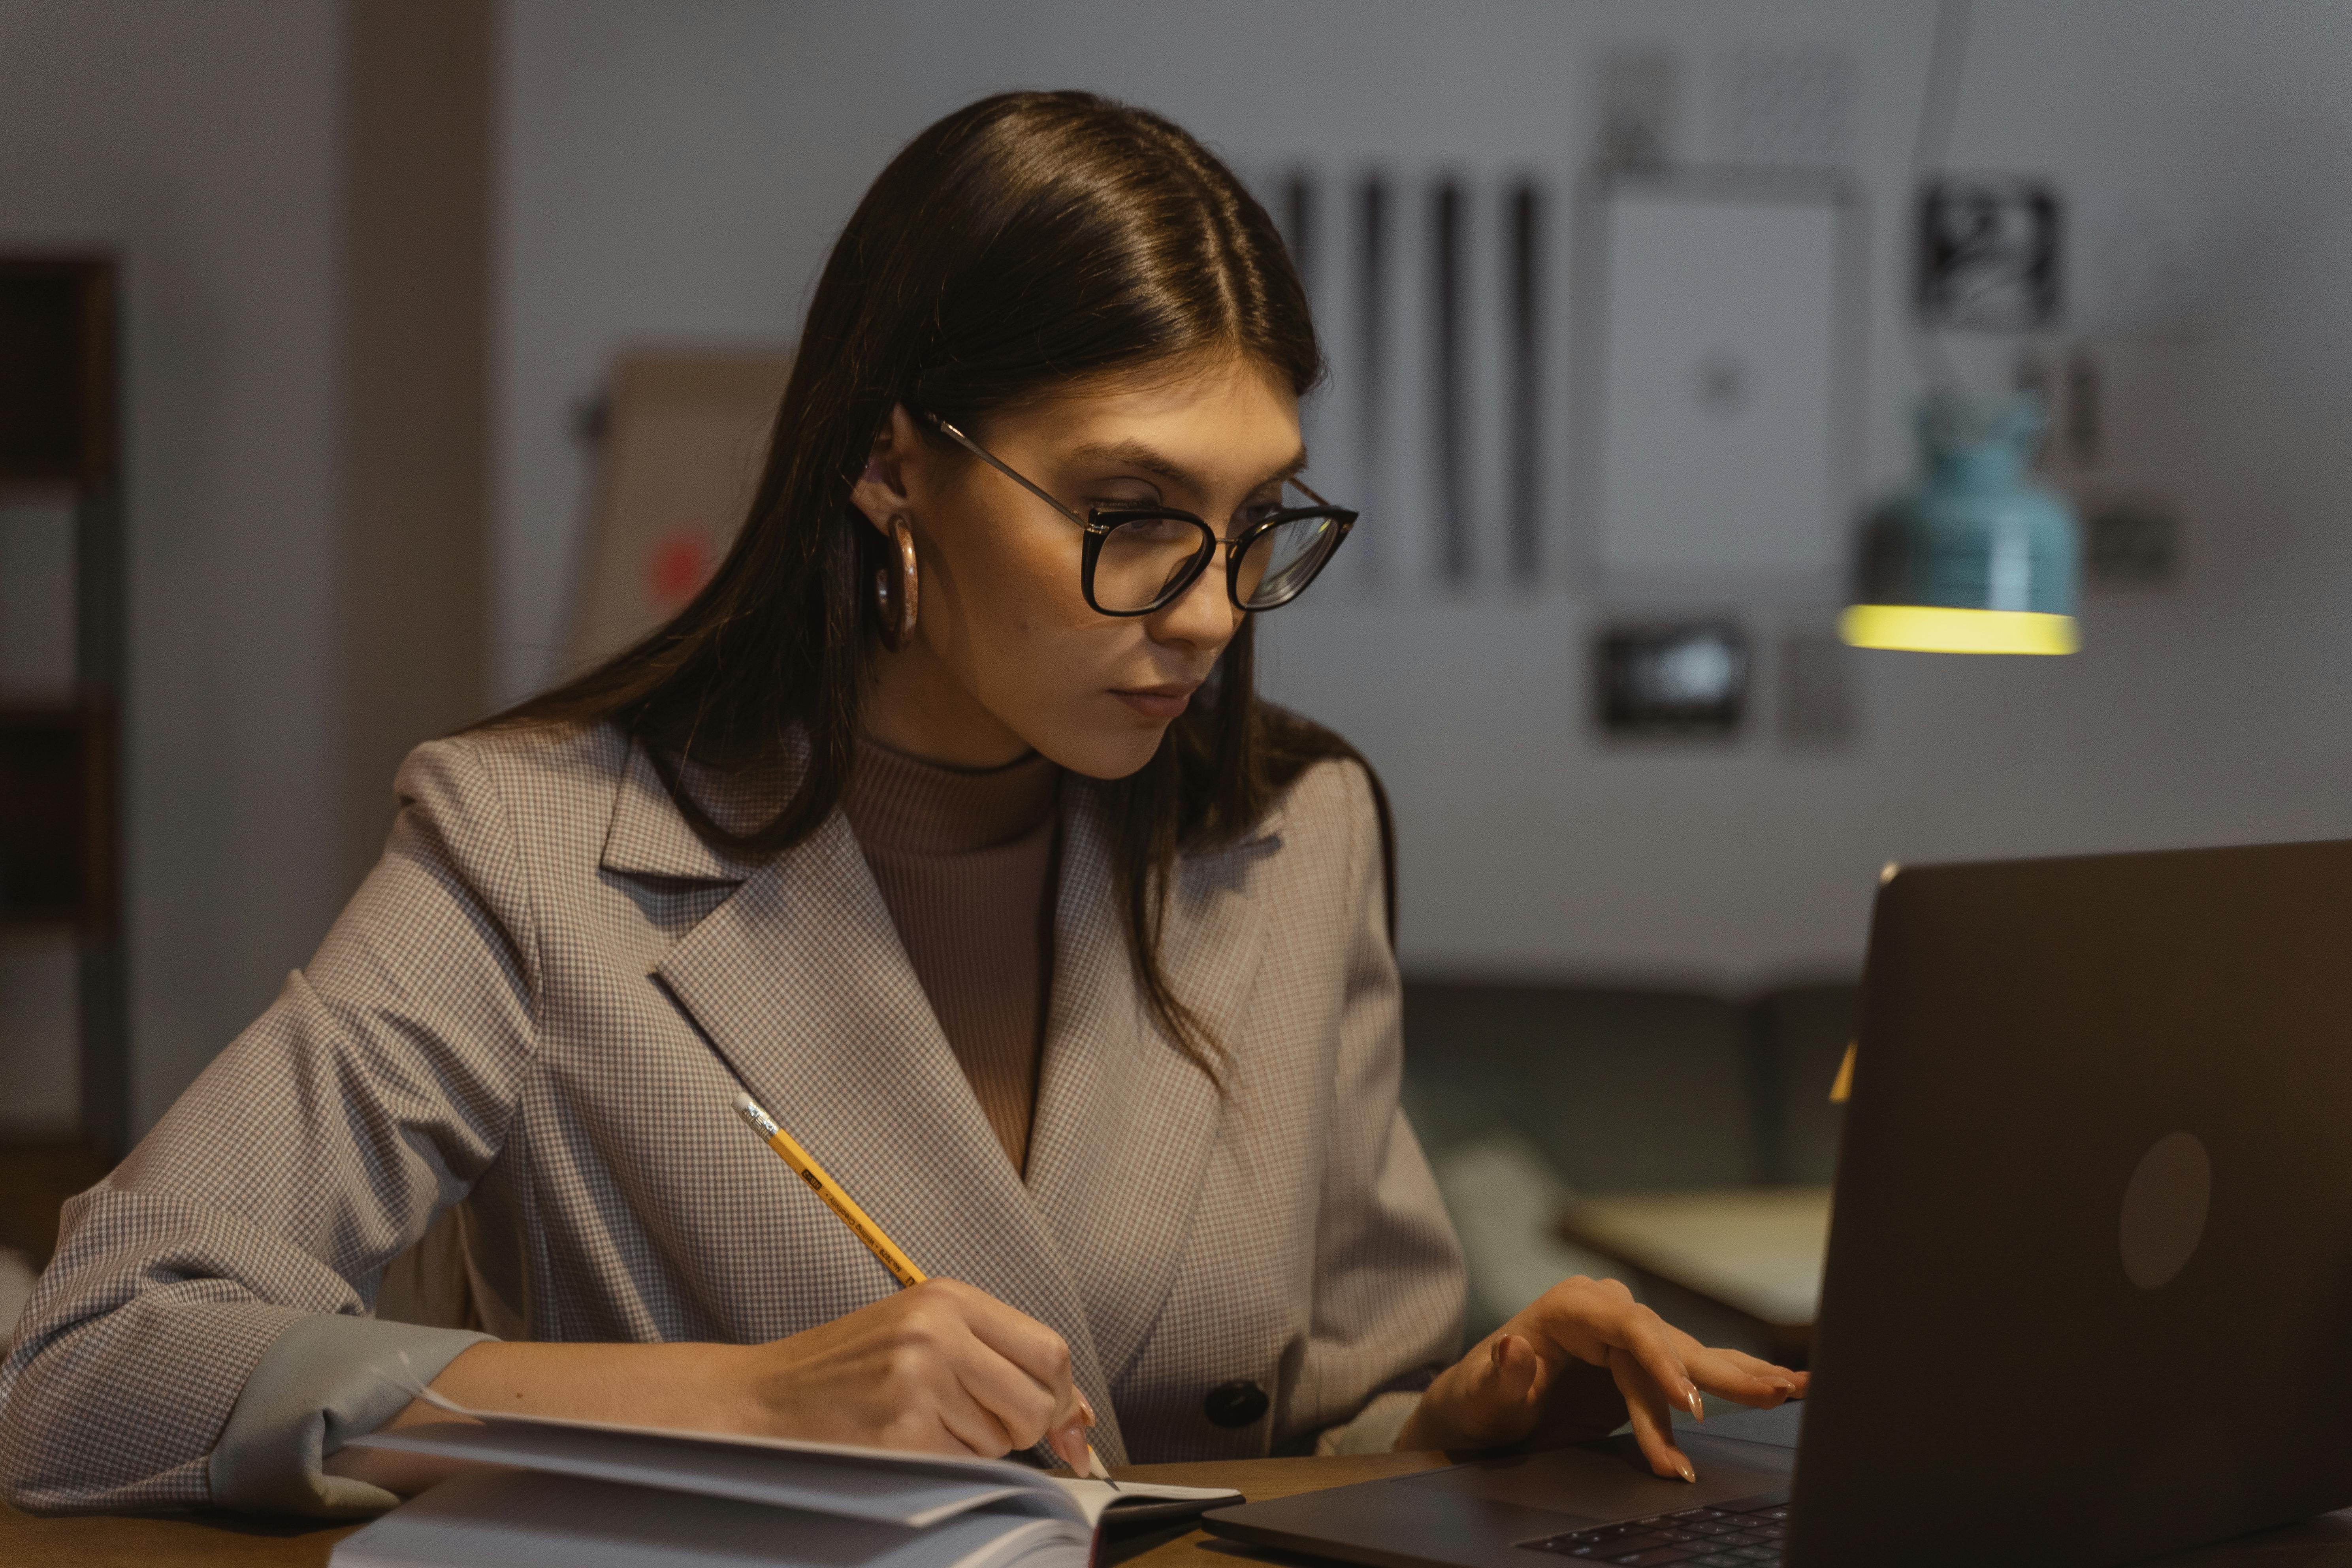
[849,404,925,536]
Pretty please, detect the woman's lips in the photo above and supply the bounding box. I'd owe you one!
[1111,683,1200,720]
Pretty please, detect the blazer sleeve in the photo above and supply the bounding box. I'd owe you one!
[0,738,541,1515]
[1290,762,1468,1453]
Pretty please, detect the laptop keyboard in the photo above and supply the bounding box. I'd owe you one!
[1518,1489,1790,1566]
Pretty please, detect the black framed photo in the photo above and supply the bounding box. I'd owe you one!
[1595,621,1750,737]
[1917,175,2062,331]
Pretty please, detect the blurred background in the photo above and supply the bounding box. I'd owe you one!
[6,0,2352,1355]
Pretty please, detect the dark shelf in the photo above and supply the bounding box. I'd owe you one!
[0,706,97,924]
[1,256,126,1156]
[0,258,114,489]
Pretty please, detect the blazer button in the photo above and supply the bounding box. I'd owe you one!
[1203,1380,1269,1428]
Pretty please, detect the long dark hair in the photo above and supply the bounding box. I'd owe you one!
[484,90,1388,1076]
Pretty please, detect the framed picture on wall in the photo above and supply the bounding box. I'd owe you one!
[563,349,793,676]
[1571,169,1867,602]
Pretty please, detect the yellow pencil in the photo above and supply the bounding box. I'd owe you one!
[732,1091,1113,1484]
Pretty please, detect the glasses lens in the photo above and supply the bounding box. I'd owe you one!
[1234,512,1343,608]
[1095,514,1213,612]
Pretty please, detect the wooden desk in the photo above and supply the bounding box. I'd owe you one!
[1559,1187,1832,1365]
[0,1449,1454,1568]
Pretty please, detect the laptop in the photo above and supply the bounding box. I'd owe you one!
[1205,839,2352,1567]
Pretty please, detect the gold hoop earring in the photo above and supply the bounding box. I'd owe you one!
[874,516,919,650]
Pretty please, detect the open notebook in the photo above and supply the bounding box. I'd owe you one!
[330,1400,1239,1568]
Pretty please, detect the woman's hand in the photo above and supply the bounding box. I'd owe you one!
[733,1277,1095,1463]
[327,1278,1096,1497]
[1393,1275,1806,1482]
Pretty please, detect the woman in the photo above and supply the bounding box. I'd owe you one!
[0,91,1801,1517]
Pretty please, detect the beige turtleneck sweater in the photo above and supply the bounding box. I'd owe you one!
[840,736,1063,1176]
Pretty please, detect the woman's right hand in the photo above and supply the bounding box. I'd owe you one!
[732,1277,1095,1465]
[327,1279,1096,1498]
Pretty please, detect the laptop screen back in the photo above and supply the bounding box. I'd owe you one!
[1789,840,2352,1566]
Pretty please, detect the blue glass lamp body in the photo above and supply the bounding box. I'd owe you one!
[1858,395,2079,615]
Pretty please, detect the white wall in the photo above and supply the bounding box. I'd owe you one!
[497,1,2352,986]
[0,2,344,1128]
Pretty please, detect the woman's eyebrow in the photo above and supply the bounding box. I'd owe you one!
[1265,448,1311,486]
[1068,439,1312,490]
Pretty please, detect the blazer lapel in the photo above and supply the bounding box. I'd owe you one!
[651,802,1128,1457]
[1024,789,1277,1385]
[601,740,755,882]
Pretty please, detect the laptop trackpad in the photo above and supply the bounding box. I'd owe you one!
[1407,1434,1794,1523]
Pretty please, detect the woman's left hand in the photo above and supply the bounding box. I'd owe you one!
[1393,1275,1808,1482]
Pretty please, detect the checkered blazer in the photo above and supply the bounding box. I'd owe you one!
[0,722,1465,1510]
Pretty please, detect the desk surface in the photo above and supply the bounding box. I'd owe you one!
[1559,1187,1832,1329]
[13,1447,2352,1567]
[0,1449,1455,1568]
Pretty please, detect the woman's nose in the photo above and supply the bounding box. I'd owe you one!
[1147,556,1242,652]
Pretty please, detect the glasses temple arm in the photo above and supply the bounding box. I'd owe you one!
[934,412,1343,523]
[928,416,1090,528]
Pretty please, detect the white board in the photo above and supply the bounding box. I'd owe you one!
[1589,179,1855,592]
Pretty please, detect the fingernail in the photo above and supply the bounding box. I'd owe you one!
[1676,1456,1697,1483]
[1058,1423,1085,1467]
[1078,1397,1097,1427]
[1491,1336,1508,1369]
[1686,1385,1704,1420]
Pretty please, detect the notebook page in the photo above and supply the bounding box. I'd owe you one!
[1050,1476,1243,1527]
[331,1468,1093,1568]
[349,1419,1053,1528]
[346,1384,1239,1534]
[376,1378,1071,1500]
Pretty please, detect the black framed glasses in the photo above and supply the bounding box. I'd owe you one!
[923,412,1357,617]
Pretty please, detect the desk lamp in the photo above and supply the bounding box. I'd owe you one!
[1839,392,2080,655]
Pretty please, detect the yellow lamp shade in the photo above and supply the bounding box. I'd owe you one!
[1838,604,2079,655]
